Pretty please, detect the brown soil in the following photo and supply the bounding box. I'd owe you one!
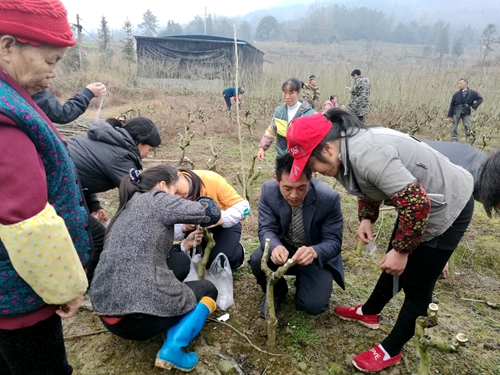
[62,93,500,375]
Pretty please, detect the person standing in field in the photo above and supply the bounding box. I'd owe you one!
[347,69,370,122]
[222,86,244,110]
[302,75,320,109]
[257,78,315,160]
[286,109,474,373]
[447,78,483,143]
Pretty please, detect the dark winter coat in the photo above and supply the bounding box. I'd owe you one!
[67,121,142,212]
[423,141,487,200]
[447,89,483,118]
[32,88,95,124]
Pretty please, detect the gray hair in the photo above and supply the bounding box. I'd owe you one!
[459,78,468,83]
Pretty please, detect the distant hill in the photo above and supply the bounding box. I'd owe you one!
[239,0,500,29]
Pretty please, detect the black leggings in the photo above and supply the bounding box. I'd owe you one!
[100,280,217,341]
[0,313,72,375]
[362,196,474,357]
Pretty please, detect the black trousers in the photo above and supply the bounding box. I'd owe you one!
[100,274,217,341]
[85,215,106,285]
[362,196,474,357]
[249,242,334,315]
[0,313,72,375]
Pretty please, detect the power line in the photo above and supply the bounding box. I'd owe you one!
[79,25,100,41]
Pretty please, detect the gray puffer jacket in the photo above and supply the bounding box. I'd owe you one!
[67,121,141,212]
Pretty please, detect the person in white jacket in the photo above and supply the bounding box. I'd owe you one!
[172,169,250,270]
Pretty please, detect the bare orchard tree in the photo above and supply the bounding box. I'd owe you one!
[138,9,159,37]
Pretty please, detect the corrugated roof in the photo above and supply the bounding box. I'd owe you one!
[134,34,263,54]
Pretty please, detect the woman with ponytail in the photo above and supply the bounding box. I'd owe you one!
[90,165,221,372]
[67,116,161,284]
[285,108,474,372]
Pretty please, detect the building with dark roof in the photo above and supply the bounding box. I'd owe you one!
[134,34,264,79]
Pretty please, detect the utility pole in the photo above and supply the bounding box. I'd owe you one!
[76,14,82,70]
[76,14,82,44]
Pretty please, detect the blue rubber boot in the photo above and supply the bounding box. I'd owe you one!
[155,301,211,372]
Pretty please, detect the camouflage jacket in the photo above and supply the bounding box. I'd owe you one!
[302,83,320,105]
[348,76,370,116]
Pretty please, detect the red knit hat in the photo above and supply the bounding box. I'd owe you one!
[0,0,76,47]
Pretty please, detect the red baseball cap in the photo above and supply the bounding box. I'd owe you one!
[287,113,333,182]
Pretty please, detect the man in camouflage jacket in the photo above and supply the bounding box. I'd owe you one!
[302,75,320,109]
[347,69,370,122]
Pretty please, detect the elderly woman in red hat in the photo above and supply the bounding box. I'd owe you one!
[0,1,90,373]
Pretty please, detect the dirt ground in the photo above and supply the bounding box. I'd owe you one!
[62,94,500,375]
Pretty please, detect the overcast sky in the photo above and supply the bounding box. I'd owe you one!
[61,0,282,30]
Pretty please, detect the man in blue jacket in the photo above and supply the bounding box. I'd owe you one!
[249,153,344,318]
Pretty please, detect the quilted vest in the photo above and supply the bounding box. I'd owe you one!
[0,79,90,316]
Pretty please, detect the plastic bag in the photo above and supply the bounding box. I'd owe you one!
[205,253,234,310]
[184,253,201,282]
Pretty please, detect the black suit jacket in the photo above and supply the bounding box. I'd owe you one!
[258,178,345,289]
[447,89,483,117]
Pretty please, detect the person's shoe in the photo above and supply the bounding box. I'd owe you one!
[259,296,284,319]
[155,299,214,372]
[334,305,380,329]
[352,345,401,372]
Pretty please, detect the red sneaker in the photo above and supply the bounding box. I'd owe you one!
[334,305,380,329]
[352,345,401,372]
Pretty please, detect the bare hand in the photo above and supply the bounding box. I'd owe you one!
[291,246,317,266]
[357,219,374,245]
[380,249,408,276]
[440,262,449,279]
[91,209,109,222]
[207,217,224,229]
[86,82,106,97]
[182,224,196,233]
[471,108,476,112]
[270,245,289,265]
[183,227,203,250]
[56,295,83,319]
[449,117,453,122]
[257,148,265,161]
